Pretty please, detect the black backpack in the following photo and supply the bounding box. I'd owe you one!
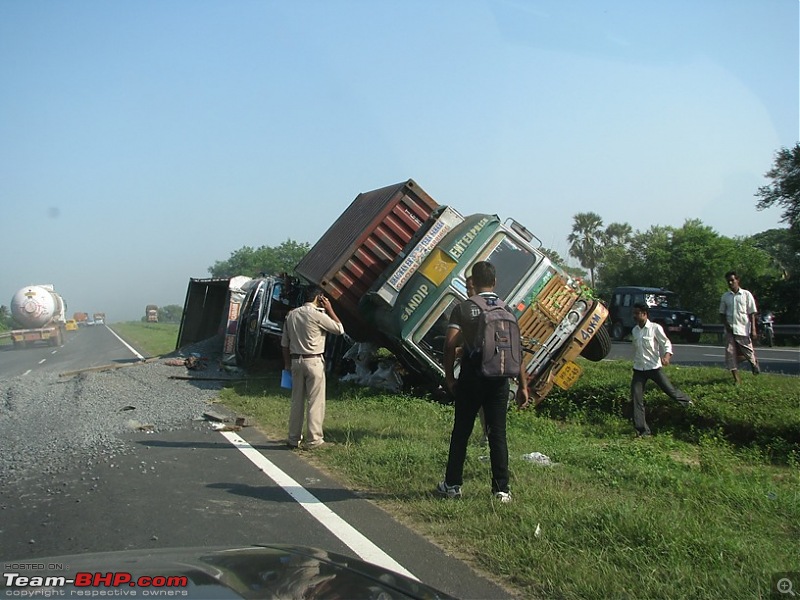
[467,295,522,378]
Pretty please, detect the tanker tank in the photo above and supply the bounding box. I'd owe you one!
[9,285,67,347]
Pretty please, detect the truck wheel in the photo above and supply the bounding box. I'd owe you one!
[581,325,612,362]
[611,321,625,341]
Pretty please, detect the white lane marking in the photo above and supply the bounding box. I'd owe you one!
[219,430,418,580]
[38,359,46,364]
[106,326,145,360]
[51,350,58,354]
[22,369,31,376]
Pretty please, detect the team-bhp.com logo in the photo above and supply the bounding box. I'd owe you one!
[4,570,189,596]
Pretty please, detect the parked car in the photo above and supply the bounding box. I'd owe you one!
[608,286,703,343]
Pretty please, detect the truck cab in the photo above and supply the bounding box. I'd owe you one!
[234,275,306,367]
[363,207,610,404]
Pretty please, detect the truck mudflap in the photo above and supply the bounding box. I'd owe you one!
[523,300,609,405]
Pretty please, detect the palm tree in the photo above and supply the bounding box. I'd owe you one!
[605,222,633,247]
[567,212,605,286]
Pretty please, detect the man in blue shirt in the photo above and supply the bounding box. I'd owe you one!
[630,303,693,437]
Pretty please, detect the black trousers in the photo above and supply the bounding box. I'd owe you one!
[631,368,691,435]
[445,366,510,493]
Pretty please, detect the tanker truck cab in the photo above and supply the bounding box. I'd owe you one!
[363,208,610,404]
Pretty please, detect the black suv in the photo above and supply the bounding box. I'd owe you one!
[608,286,703,343]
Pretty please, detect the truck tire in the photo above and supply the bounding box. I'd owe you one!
[581,325,611,362]
[611,321,625,341]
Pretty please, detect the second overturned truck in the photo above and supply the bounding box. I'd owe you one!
[295,179,610,405]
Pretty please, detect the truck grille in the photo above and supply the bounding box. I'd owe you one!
[518,275,576,351]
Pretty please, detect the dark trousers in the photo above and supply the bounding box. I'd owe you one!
[631,368,691,435]
[445,367,510,493]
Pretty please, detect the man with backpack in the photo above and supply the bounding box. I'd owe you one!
[436,261,528,503]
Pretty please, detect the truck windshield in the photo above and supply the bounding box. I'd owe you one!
[479,234,539,299]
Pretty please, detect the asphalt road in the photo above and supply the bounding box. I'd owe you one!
[605,339,800,376]
[0,327,513,600]
[0,324,142,377]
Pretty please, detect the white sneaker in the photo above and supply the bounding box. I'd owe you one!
[494,491,512,503]
[435,481,462,499]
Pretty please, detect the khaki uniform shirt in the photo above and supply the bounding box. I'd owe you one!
[281,302,344,355]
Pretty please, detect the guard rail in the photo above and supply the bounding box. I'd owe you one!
[703,324,800,343]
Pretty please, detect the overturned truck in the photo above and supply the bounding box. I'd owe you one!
[289,179,610,405]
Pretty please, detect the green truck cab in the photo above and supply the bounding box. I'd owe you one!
[362,207,610,404]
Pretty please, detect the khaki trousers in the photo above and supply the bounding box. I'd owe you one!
[288,356,326,446]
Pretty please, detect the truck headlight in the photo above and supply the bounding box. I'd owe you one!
[566,300,588,325]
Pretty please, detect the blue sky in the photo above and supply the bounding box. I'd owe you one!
[1,1,797,323]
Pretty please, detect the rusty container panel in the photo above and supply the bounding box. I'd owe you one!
[295,179,439,339]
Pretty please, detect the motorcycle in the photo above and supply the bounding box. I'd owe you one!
[758,311,775,347]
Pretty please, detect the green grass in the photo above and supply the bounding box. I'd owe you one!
[110,321,180,357]
[218,361,799,600]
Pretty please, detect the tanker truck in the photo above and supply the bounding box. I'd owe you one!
[10,285,67,348]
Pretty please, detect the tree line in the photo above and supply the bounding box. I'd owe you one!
[205,144,799,325]
[566,143,799,323]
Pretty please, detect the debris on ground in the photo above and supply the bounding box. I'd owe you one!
[522,452,555,466]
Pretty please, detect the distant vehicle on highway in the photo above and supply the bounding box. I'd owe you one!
[86,317,95,326]
[65,319,78,331]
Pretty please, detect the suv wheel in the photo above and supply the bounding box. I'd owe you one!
[611,321,625,341]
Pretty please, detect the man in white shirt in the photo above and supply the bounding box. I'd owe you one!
[630,303,693,437]
[718,270,760,385]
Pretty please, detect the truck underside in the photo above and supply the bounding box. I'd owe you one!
[12,326,64,348]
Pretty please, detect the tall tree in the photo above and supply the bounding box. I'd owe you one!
[749,228,800,321]
[755,143,800,232]
[605,222,633,247]
[209,239,310,278]
[567,212,605,286]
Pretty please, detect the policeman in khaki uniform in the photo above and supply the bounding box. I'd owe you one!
[281,287,344,449]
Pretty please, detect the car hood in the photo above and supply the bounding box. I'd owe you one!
[1,544,456,599]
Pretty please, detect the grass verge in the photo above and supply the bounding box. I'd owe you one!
[110,322,180,357]
[218,360,799,599]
